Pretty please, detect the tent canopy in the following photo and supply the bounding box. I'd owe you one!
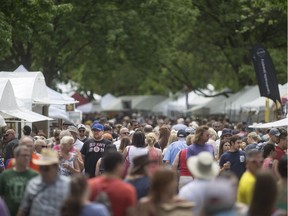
[0,79,52,122]
[249,117,288,128]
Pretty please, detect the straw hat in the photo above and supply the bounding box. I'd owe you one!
[187,152,219,180]
[32,149,59,166]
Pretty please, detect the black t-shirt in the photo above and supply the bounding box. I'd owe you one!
[81,138,114,178]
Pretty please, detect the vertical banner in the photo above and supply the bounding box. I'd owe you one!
[250,44,281,106]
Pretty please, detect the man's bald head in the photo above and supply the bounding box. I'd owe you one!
[20,136,34,153]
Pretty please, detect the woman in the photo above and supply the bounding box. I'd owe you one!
[61,174,109,216]
[146,132,162,176]
[248,171,278,216]
[216,139,230,161]
[58,136,80,176]
[172,134,194,190]
[162,131,177,158]
[119,137,131,154]
[125,154,153,200]
[138,168,193,216]
[122,131,148,178]
[157,125,171,151]
[262,144,276,170]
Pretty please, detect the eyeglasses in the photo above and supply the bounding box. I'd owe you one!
[122,132,129,135]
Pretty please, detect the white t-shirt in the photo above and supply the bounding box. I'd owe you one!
[127,146,148,165]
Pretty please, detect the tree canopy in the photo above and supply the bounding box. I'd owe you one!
[0,0,286,98]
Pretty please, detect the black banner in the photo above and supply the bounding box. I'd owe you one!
[250,44,281,105]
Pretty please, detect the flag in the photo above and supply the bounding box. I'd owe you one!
[250,44,281,105]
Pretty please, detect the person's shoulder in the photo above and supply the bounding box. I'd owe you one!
[0,168,15,177]
[26,168,38,176]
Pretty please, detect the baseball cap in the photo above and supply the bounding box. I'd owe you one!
[92,123,104,131]
[177,129,187,138]
[221,128,232,137]
[269,128,280,137]
[68,125,78,134]
[77,124,86,130]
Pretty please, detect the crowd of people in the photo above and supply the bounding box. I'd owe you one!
[0,116,287,216]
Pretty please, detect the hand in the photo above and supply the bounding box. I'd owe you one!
[223,162,231,169]
[63,163,70,169]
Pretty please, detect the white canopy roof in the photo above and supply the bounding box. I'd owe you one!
[0,66,77,108]
[0,79,53,122]
[103,95,167,111]
[249,117,288,128]
[241,83,288,111]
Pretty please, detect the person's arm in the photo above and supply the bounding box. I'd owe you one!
[157,149,163,166]
[163,147,171,165]
[122,146,128,158]
[172,151,180,170]
[95,158,101,176]
[272,159,281,181]
[74,149,84,171]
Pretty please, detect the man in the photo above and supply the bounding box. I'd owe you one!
[22,125,32,136]
[68,125,83,151]
[62,120,73,130]
[81,123,116,178]
[3,129,19,163]
[237,149,263,205]
[17,149,70,216]
[163,129,187,165]
[179,152,219,215]
[77,124,88,142]
[89,151,137,216]
[219,135,246,179]
[113,127,129,151]
[186,126,214,159]
[0,146,38,216]
[244,132,260,152]
[273,129,287,180]
[172,118,187,131]
[7,136,40,172]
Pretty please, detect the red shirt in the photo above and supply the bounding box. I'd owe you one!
[88,176,136,216]
[275,146,285,161]
[179,148,192,176]
[7,153,40,172]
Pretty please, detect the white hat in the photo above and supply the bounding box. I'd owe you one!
[77,124,86,130]
[187,152,219,180]
[32,149,59,166]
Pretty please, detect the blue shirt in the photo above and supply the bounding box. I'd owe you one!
[186,143,214,159]
[163,139,187,165]
[81,203,109,216]
[125,176,150,200]
[219,150,246,179]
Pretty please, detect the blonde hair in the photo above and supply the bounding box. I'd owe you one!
[60,136,74,147]
[146,132,156,147]
[208,127,217,141]
[186,134,195,146]
[167,131,178,145]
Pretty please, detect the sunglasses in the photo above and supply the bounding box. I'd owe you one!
[41,146,48,148]
[122,132,129,135]
[4,134,10,137]
[78,130,85,132]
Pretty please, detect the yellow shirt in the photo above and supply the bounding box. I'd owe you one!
[237,171,256,205]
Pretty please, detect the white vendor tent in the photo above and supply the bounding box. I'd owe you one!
[103,95,167,111]
[249,117,288,128]
[0,79,52,122]
[241,83,288,112]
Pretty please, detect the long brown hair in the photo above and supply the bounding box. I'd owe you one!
[149,168,177,203]
[193,125,209,144]
[158,125,170,150]
[248,171,277,216]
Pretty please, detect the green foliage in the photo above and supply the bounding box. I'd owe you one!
[0,0,286,97]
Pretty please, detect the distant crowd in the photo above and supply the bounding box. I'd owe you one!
[0,116,287,216]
